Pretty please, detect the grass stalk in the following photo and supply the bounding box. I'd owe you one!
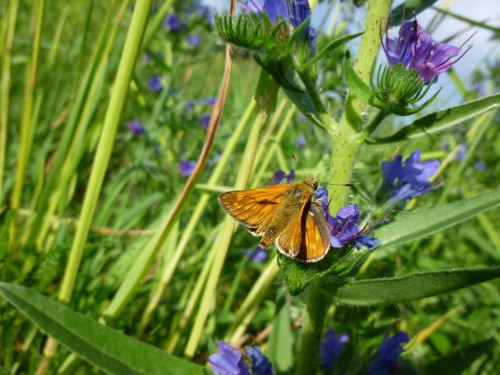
[10,0,44,238]
[58,0,152,303]
[138,101,256,332]
[102,1,236,319]
[0,0,19,206]
[35,6,125,250]
[26,4,120,249]
[185,110,267,358]
[224,254,280,342]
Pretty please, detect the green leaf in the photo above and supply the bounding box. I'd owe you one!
[325,267,500,305]
[389,0,440,26]
[368,93,500,143]
[255,68,279,114]
[423,338,495,374]
[267,289,294,372]
[0,283,209,375]
[376,189,500,248]
[344,50,377,106]
[255,56,324,128]
[299,31,364,71]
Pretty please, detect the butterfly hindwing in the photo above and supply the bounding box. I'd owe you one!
[297,202,331,262]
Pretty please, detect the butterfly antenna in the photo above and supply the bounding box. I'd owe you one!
[322,182,353,187]
[292,154,308,178]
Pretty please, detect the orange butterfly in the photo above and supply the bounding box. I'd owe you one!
[218,176,331,262]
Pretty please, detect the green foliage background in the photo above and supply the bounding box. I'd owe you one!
[0,0,499,374]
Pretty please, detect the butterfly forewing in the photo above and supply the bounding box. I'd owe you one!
[218,184,291,234]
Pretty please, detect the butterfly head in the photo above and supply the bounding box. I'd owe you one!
[304,176,319,190]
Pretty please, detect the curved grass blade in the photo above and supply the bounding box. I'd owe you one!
[376,189,500,249]
[0,283,209,374]
[423,338,495,374]
[367,93,500,144]
[324,267,500,305]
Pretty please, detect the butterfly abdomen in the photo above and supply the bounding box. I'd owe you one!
[259,227,279,249]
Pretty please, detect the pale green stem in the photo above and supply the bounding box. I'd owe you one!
[137,101,256,334]
[185,110,267,358]
[437,111,493,205]
[224,255,280,342]
[296,1,392,374]
[34,7,123,250]
[59,0,153,303]
[164,235,218,352]
[0,0,19,206]
[10,0,44,237]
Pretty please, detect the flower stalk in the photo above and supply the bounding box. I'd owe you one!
[296,1,392,374]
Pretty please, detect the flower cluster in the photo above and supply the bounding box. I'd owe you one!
[209,341,273,375]
[320,329,349,374]
[367,331,410,375]
[376,149,440,208]
[315,187,379,250]
[209,330,409,375]
[244,0,315,47]
[382,19,466,84]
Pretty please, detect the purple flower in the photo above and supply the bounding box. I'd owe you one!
[367,332,409,375]
[178,160,196,177]
[329,205,379,249]
[163,13,187,32]
[474,161,486,171]
[186,100,195,112]
[382,19,467,83]
[245,346,274,375]
[271,169,295,185]
[245,0,315,47]
[208,341,274,375]
[439,141,449,151]
[127,119,145,135]
[320,329,349,374]
[456,143,467,161]
[376,150,440,208]
[296,136,306,146]
[187,33,200,46]
[197,6,213,23]
[199,96,217,106]
[209,341,250,375]
[315,187,379,249]
[148,75,162,92]
[199,113,211,129]
[245,247,267,263]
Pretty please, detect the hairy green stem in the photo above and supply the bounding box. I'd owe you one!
[360,109,389,140]
[296,1,392,374]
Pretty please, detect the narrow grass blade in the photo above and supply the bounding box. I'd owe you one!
[368,93,500,143]
[376,189,500,249]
